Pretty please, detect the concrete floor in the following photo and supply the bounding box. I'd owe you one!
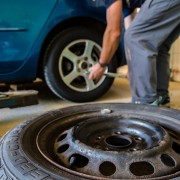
[0,78,180,138]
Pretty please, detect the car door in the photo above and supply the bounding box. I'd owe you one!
[0,0,57,73]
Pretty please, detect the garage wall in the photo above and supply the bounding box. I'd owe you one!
[170,36,180,82]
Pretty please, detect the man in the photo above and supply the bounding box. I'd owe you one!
[89,0,180,106]
[89,0,140,80]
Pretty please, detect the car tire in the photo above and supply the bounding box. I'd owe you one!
[43,26,117,102]
[0,103,180,180]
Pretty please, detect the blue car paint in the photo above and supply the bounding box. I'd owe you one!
[0,0,120,83]
[0,0,58,72]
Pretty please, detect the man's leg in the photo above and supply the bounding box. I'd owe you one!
[157,24,180,96]
[125,0,180,104]
[156,24,180,106]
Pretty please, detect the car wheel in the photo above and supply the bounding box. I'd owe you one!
[0,103,180,179]
[43,26,117,102]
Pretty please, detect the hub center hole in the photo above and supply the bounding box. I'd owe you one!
[105,135,132,149]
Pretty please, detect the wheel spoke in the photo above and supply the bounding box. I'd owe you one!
[62,48,79,63]
[84,40,95,59]
[85,78,97,91]
[63,71,79,85]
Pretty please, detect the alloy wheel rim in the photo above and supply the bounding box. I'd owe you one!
[58,39,107,92]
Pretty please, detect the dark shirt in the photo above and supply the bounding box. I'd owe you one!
[103,0,145,17]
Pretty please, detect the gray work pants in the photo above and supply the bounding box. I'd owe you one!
[125,0,180,103]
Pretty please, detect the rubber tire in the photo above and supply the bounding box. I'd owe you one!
[0,103,180,180]
[43,26,117,102]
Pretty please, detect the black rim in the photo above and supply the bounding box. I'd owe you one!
[35,104,180,179]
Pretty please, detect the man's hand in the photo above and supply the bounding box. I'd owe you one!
[88,62,105,80]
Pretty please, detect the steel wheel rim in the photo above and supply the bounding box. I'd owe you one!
[36,104,180,179]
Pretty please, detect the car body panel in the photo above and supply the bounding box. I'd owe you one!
[0,0,57,73]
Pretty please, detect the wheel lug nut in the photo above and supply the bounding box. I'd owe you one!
[96,136,102,140]
[115,131,121,135]
[130,148,137,151]
[135,137,143,141]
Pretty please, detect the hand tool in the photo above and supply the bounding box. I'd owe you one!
[86,71,127,79]
[103,72,127,79]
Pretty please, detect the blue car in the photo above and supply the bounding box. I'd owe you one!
[0,0,125,102]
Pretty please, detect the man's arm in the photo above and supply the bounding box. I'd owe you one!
[89,0,122,80]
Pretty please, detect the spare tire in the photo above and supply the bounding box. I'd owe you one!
[0,103,180,179]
